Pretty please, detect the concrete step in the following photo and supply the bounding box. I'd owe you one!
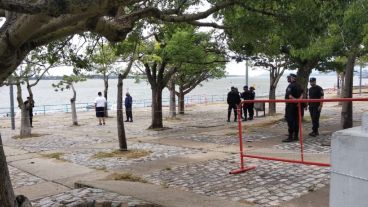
[76,180,257,207]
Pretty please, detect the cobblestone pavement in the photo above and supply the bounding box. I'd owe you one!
[273,135,331,154]
[62,143,203,170]
[4,102,363,206]
[176,133,274,145]
[145,156,330,207]
[9,165,46,189]
[31,188,157,207]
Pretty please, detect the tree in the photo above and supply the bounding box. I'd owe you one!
[137,25,213,128]
[114,36,139,151]
[52,75,86,125]
[8,46,63,136]
[223,0,332,103]
[91,39,118,117]
[174,57,226,114]
[252,56,289,115]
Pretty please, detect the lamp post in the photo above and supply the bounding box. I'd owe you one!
[9,82,15,130]
[360,63,363,95]
[245,59,249,86]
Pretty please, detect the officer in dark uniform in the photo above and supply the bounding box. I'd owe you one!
[308,77,324,137]
[284,75,291,121]
[248,86,256,120]
[241,85,251,121]
[283,74,303,142]
[227,86,241,122]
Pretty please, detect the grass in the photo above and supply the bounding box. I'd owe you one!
[92,149,152,159]
[41,152,65,161]
[12,133,46,139]
[107,172,148,183]
[160,181,169,188]
[147,127,171,131]
[164,117,182,121]
[225,132,238,136]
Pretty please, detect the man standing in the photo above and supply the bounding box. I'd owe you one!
[227,86,241,122]
[95,92,107,125]
[308,77,324,137]
[124,92,133,122]
[283,74,303,142]
[24,97,34,127]
[241,85,251,121]
[284,75,291,121]
[248,86,256,120]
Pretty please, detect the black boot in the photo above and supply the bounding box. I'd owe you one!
[282,131,294,142]
[293,131,299,141]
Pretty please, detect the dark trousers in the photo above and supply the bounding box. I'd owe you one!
[126,108,133,121]
[242,104,254,120]
[30,116,33,127]
[286,104,299,139]
[228,104,238,121]
[309,106,321,133]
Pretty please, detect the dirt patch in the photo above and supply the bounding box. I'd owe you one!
[12,133,48,139]
[41,152,65,161]
[92,149,152,159]
[106,172,148,183]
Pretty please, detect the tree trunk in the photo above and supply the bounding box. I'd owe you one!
[103,74,109,117]
[0,133,17,207]
[70,86,78,126]
[16,83,31,137]
[169,79,176,118]
[341,53,356,129]
[296,63,314,99]
[117,74,127,150]
[150,86,163,128]
[20,108,31,137]
[178,88,185,115]
[268,84,276,115]
[70,98,78,126]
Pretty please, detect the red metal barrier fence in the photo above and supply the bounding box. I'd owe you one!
[230,98,368,174]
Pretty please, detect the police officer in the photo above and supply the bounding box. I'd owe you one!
[248,86,256,120]
[308,77,324,137]
[241,85,251,121]
[227,86,241,122]
[283,73,303,142]
[284,75,291,121]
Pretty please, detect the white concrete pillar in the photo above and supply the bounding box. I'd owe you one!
[330,112,368,207]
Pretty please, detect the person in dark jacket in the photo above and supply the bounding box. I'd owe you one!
[124,92,133,122]
[241,85,252,121]
[283,73,303,142]
[248,86,256,120]
[227,86,241,122]
[308,77,324,137]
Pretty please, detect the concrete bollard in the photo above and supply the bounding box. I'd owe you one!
[330,112,368,207]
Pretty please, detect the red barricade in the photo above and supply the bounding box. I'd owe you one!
[230,98,368,174]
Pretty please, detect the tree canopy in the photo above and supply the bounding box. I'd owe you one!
[0,0,242,83]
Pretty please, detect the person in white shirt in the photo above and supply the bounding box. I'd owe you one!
[94,92,107,125]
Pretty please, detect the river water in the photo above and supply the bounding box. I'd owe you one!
[0,74,367,115]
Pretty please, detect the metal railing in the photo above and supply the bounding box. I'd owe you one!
[0,94,228,117]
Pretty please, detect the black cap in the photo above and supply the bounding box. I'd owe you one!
[309,77,316,82]
[289,73,297,78]
[250,86,255,90]
[243,85,248,89]
[231,86,235,90]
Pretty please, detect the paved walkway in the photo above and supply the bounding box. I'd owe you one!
[1,100,366,206]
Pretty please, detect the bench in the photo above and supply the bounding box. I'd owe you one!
[254,102,266,117]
